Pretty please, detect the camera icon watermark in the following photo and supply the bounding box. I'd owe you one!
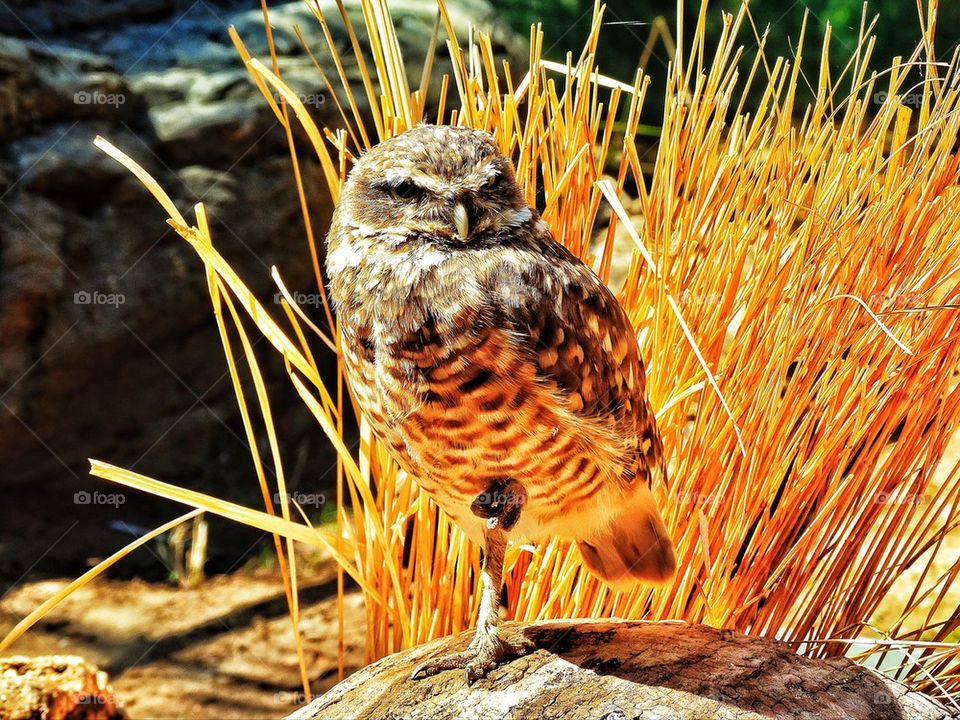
[74,290,125,307]
[473,490,524,507]
[74,90,126,107]
[74,490,126,507]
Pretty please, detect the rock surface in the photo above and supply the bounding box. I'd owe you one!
[0,0,523,579]
[288,620,953,720]
[0,655,123,720]
[1,571,369,718]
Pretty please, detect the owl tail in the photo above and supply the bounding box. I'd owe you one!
[576,483,676,589]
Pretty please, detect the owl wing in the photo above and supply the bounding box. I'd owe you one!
[488,245,664,487]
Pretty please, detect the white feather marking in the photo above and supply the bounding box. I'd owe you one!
[508,207,532,226]
[326,242,364,273]
[383,168,409,185]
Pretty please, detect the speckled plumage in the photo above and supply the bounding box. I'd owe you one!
[325,125,674,682]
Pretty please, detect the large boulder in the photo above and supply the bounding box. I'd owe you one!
[289,621,953,720]
[0,0,524,579]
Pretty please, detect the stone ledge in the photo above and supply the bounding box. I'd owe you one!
[288,620,952,720]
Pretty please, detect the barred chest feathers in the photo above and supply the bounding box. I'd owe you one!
[334,241,623,544]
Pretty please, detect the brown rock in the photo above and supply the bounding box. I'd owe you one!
[288,620,953,720]
[0,655,124,720]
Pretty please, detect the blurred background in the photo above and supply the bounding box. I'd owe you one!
[496,0,960,131]
[3,0,957,580]
[0,0,958,716]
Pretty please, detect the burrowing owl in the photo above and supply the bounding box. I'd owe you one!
[326,125,675,683]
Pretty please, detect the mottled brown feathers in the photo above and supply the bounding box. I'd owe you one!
[325,125,674,583]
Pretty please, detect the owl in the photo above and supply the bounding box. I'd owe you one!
[325,125,675,684]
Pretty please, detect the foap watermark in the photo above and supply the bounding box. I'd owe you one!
[275,690,310,706]
[677,90,729,111]
[675,490,720,507]
[75,692,121,706]
[866,290,926,308]
[74,490,125,507]
[677,289,724,308]
[473,490,525,507]
[75,290,125,307]
[275,291,324,308]
[699,689,729,705]
[874,491,926,506]
[74,89,126,107]
[274,491,326,507]
[873,691,893,706]
[873,90,924,109]
[272,91,325,108]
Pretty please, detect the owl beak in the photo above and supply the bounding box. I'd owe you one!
[452,203,470,239]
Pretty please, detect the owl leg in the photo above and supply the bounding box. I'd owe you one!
[411,492,535,685]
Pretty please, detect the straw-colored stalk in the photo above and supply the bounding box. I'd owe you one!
[5,0,960,705]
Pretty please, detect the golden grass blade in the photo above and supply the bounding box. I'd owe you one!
[86,460,390,600]
[245,58,340,198]
[93,137,186,227]
[827,294,914,355]
[288,371,413,645]
[207,205,310,696]
[0,509,203,654]
[93,139,330,402]
[539,59,637,93]
[271,266,338,353]
[228,26,284,124]
[207,268,307,645]
[260,0,335,349]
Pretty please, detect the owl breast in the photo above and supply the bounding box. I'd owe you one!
[338,289,617,545]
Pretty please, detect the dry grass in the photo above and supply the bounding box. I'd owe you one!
[4,0,960,707]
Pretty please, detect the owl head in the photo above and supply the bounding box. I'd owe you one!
[331,125,532,250]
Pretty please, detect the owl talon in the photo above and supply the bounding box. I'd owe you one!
[410,632,535,684]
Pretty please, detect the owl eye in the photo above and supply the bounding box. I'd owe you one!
[389,180,422,201]
[484,174,500,189]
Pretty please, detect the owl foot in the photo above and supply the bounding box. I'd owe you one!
[470,478,526,531]
[410,631,535,685]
